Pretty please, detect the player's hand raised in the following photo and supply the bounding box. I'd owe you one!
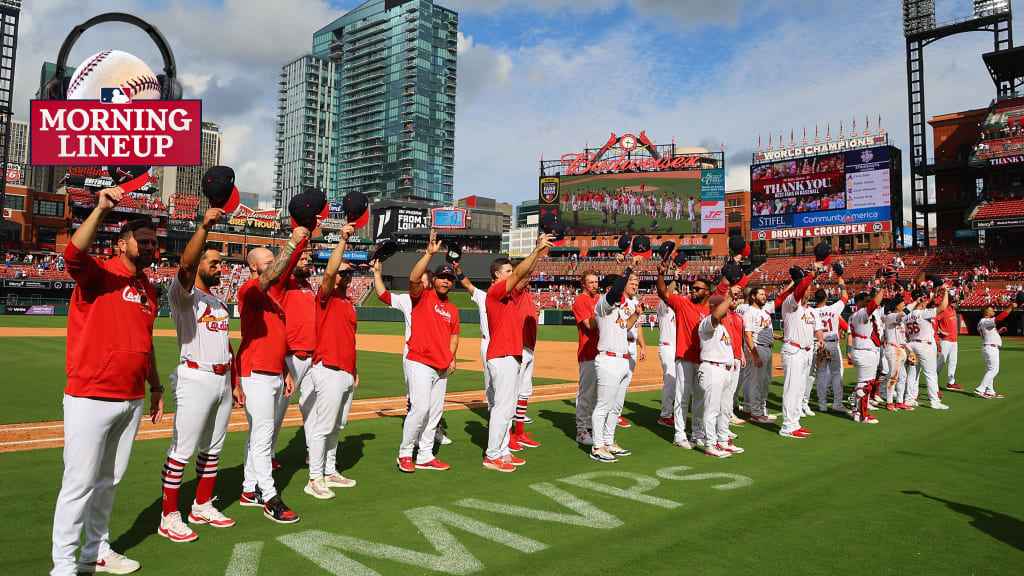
[370,259,382,274]
[201,207,225,230]
[340,224,355,240]
[426,229,442,254]
[535,233,554,251]
[291,226,310,244]
[96,187,123,211]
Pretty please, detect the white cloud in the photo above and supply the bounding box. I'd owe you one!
[178,72,213,96]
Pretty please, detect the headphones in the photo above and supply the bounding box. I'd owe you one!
[43,12,182,101]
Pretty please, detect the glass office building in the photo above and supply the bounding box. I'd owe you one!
[275,0,457,210]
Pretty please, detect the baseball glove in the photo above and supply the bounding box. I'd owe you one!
[816,345,831,366]
[906,350,918,365]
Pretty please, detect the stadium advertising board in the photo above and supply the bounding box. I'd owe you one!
[750,145,893,240]
[700,168,725,233]
[374,206,428,242]
[431,207,468,229]
[539,132,719,236]
[753,134,888,162]
[227,204,280,230]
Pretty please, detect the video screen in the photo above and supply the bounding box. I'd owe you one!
[555,170,701,235]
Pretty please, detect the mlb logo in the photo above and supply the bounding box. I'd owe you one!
[100,87,132,104]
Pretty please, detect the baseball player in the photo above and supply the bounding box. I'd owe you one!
[905,288,950,410]
[237,226,310,524]
[455,261,490,407]
[776,266,819,439]
[697,293,742,457]
[655,283,677,427]
[276,247,318,470]
[936,304,961,391]
[304,224,359,497]
[655,259,737,449]
[51,189,162,576]
[483,234,552,472]
[847,290,884,423]
[590,264,642,463]
[810,279,848,413]
[722,285,748,433]
[573,270,601,446]
[975,302,1016,398]
[158,207,236,544]
[743,285,784,423]
[882,295,913,411]
[510,278,542,450]
[396,231,460,473]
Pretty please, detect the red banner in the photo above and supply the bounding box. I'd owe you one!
[750,220,890,241]
[29,99,202,166]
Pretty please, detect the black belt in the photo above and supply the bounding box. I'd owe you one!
[703,360,734,371]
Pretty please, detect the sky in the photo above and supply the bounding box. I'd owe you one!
[12,0,1021,211]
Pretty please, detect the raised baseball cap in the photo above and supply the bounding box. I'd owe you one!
[657,240,676,262]
[288,190,329,231]
[728,234,750,258]
[201,166,241,213]
[617,234,632,253]
[434,263,458,280]
[708,294,725,308]
[109,165,152,194]
[445,243,462,264]
[343,191,370,229]
[813,240,833,264]
[631,235,652,259]
[540,213,566,246]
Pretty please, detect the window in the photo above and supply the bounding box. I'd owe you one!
[34,200,64,217]
[3,194,24,211]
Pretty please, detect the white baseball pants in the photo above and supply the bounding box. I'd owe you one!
[275,354,312,449]
[486,356,520,460]
[939,340,958,386]
[167,365,232,462]
[592,354,631,448]
[51,396,142,576]
[747,345,772,417]
[780,345,812,434]
[883,346,908,404]
[518,347,535,399]
[303,363,355,478]
[658,344,676,418]
[400,360,448,464]
[977,345,1000,395]
[480,338,490,393]
[814,340,844,409]
[698,362,731,445]
[723,359,741,423]
[575,360,597,434]
[241,372,284,501]
[672,359,699,444]
[907,342,941,406]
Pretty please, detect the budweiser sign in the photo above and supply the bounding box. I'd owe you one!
[561,153,702,176]
[30,99,202,166]
[229,204,280,230]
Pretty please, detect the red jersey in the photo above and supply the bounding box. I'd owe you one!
[573,292,599,362]
[724,311,744,360]
[486,280,524,360]
[64,243,157,400]
[519,289,538,351]
[936,307,958,342]
[407,289,460,371]
[282,277,316,353]
[237,238,307,377]
[314,285,357,374]
[665,295,710,363]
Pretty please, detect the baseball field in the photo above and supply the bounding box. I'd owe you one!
[2,316,1022,575]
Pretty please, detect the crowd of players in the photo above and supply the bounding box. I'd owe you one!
[46,186,1020,575]
[561,187,698,227]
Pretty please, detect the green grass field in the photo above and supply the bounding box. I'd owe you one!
[2,316,1022,575]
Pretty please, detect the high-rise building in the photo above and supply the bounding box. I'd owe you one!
[274,54,337,211]
[7,119,26,164]
[160,122,222,213]
[0,0,20,217]
[275,0,458,211]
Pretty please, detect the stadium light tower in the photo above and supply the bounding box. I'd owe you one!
[0,0,20,219]
[903,0,1013,249]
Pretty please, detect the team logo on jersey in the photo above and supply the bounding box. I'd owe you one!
[434,304,453,322]
[122,285,145,305]
[198,303,229,332]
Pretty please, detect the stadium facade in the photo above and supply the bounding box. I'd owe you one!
[274,0,458,212]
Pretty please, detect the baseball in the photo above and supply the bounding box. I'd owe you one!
[66,49,162,101]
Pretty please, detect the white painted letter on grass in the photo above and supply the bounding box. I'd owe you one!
[224,542,263,576]
[278,506,546,575]
[558,471,681,509]
[457,481,622,529]
[656,466,754,491]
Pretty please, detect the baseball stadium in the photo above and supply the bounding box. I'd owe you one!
[2,1,1024,575]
